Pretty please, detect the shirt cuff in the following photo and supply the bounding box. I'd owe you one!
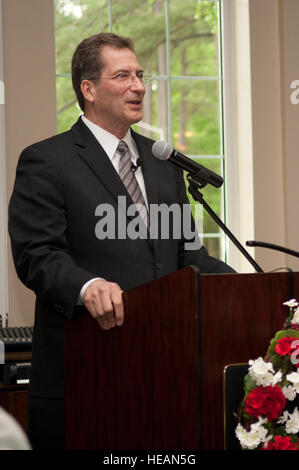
[77,277,103,305]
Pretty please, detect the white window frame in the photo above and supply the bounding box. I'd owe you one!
[221,0,255,272]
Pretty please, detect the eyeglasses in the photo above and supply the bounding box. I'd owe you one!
[86,72,151,86]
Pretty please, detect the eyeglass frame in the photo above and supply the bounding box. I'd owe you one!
[84,71,151,86]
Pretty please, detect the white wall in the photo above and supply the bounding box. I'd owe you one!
[280,0,299,269]
[250,0,299,272]
[3,0,56,326]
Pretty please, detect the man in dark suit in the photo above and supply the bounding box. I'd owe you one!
[8,32,235,449]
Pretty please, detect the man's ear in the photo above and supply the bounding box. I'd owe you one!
[80,80,96,105]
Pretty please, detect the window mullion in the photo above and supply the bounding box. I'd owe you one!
[165,0,172,146]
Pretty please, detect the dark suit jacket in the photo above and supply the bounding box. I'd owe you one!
[8,117,234,399]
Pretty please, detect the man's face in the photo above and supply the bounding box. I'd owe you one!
[88,45,146,137]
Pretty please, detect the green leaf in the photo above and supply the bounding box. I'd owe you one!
[243,374,257,395]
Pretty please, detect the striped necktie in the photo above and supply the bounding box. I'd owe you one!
[117,140,148,227]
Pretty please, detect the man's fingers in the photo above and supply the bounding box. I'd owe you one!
[109,284,124,327]
[83,279,124,330]
[99,283,124,328]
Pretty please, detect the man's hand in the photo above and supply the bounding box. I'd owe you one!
[83,279,124,330]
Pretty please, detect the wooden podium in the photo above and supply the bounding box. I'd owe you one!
[65,268,299,450]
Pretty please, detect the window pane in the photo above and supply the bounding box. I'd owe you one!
[56,76,81,133]
[112,0,167,141]
[133,78,169,141]
[169,0,220,77]
[111,0,166,69]
[172,79,221,155]
[201,236,224,260]
[55,0,109,75]
[185,157,223,234]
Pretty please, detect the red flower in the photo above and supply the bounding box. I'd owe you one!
[245,385,286,421]
[275,336,297,356]
[263,436,299,450]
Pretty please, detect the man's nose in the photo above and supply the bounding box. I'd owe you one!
[130,75,146,92]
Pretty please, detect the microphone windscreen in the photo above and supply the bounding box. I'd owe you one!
[152,141,172,160]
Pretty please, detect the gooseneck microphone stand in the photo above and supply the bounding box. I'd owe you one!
[246,240,299,259]
[186,174,264,273]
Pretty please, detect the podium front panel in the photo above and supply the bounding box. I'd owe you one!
[65,267,199,450]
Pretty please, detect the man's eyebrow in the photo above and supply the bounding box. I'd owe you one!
[112,68,144,74]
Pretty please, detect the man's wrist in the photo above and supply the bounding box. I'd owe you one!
[77,278,103,305]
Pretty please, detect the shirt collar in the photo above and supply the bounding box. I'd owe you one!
[81,114,137,164]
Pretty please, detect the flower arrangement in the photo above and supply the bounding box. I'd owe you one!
[236,299,299,450]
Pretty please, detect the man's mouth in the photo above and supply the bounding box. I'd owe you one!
[127,99,142,107]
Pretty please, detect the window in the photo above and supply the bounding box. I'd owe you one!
[55,0,227,261]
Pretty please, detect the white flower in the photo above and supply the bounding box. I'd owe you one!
[286,371,299,383]
[248,357,282,386]
[283,299,299,308]
[262,434,274,449]
[249,357,274,374]
[251,416,268,431]
[277,408,299,434]
[292,306,299,325]
[286,371,299,392]
[278,410,289,424]
[272,370,283,385]
[285,408,299,434]
[235,417,268,450]
[282,385,297,401]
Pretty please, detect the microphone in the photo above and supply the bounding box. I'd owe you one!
[131,158,141,173]
[152,141,223,188]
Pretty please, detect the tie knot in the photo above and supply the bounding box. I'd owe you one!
[117,140,128,155]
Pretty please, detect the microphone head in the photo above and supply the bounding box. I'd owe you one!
[152,141,173,161]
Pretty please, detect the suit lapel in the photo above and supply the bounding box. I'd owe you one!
[72,117,129,205]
